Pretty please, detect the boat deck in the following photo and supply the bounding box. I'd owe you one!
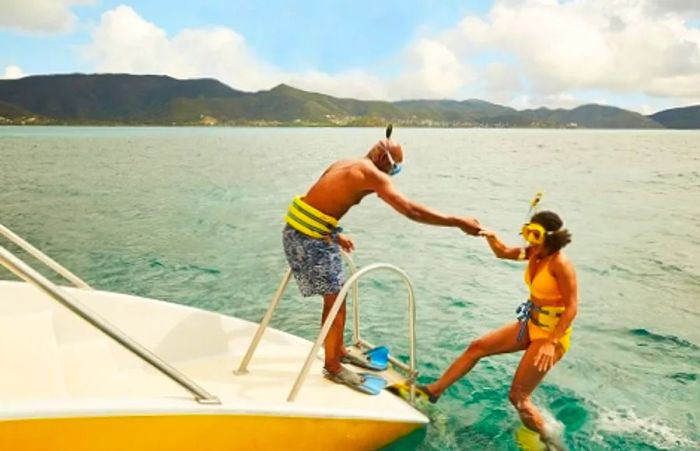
[0,281,427,425]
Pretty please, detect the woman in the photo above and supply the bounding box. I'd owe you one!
[419,210,578,444]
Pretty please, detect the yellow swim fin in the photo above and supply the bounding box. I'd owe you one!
[386,381,438,403]
[514,425,546,451]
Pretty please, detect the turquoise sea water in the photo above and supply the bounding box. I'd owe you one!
[1,126,698,450]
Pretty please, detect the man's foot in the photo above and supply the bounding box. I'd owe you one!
[324,366,365,385]
[323,367,387,395]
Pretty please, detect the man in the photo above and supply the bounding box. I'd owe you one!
[282,127,481,392]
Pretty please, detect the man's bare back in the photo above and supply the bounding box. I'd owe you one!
[303,158,382,220]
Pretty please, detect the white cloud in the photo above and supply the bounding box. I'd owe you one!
[647,0,700,18]
[80,2,700,110]
[480,63,524,104]
[82,5,475,100]
[83,5,281,91]
[453,0,700,104]
[1,65,25,79]
[0,0,94,33]
[393,38,475,99]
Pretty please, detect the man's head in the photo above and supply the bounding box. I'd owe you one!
[367,138,404,176]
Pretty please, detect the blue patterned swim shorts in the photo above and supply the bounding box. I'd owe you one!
[282,225,345,297]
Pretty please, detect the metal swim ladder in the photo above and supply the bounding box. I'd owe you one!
[236,252,419,403]
[0,223,220,404]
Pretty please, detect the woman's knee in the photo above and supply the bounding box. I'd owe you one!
[508,386,529,409]
[464,340,486,359]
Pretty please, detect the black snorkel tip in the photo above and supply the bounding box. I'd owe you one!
[385,124,393,139]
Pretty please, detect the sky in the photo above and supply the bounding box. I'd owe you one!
[1,0,699,114]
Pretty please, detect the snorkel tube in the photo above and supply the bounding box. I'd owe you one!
[528,191,543,217]
[383,124,402,176]
[521,191,544,244]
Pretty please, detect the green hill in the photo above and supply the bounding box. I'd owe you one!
[0,73,242,121]
[522,104,663,129]
[650,105,700,129]
[0,73,694,128]
[0,100,35,118]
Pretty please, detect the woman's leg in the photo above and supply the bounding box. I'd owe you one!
[509,339,565,439]
[426,321,527,398]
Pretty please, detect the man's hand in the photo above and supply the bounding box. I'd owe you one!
[457,217,481,236]
[336,233,355,253]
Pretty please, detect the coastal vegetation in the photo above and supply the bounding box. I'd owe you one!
[0,74,696,128]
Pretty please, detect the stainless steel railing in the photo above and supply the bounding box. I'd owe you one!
[0,224,220,405]
[287,263,417,402]
[235,251,359,376]
[0,223,92,289]
[235,253,418,404]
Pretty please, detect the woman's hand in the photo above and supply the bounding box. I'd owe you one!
[478,229,497,239]
[336,233,355,253]
[534,340,557,372]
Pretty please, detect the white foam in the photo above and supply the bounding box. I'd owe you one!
[541,407,568,451]
[594,408,696,450]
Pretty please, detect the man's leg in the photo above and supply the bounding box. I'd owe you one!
[322,292,346,373]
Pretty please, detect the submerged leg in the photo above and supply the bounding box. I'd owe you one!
[427,321,526,400]
[509,339,564,442]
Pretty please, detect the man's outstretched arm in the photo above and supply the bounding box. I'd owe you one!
[371,172,481,235]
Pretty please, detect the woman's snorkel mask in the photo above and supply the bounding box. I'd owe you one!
[521,222,549,245]
[382,124,402,176]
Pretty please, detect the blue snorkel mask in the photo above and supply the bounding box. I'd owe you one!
[383,124,402,176]
[385,150,402,176]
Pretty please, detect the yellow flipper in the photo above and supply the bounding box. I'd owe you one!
[514,425,546,451]
[386,381,435,403]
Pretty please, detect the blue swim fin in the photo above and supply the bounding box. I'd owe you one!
[324,368,388,395]
[341,345,390,371]
[358,373,388,395]
[365,346,390,370]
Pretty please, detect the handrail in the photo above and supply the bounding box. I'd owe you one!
[0,223,92,289]
[234,268,292,375]
[287,263,417,403]
[235,251,359,375]
[342,252,361,345]
[345,252,413,375]
[0,246,220,405]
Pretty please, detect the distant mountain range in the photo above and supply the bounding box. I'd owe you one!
[0,74,697,128]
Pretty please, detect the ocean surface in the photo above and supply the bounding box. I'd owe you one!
[1,126,698,450]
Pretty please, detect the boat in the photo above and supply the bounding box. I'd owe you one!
[0,223,428,450]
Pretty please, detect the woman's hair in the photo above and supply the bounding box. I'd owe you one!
[530,210,571,254]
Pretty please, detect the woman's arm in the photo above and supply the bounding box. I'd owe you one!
[479,230,526,260]
[548,254,578,341]
[534,253,578,372]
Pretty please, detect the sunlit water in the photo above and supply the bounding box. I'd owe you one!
[1,126,698,450]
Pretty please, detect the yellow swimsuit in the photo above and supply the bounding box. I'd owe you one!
[523,256,572,353]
